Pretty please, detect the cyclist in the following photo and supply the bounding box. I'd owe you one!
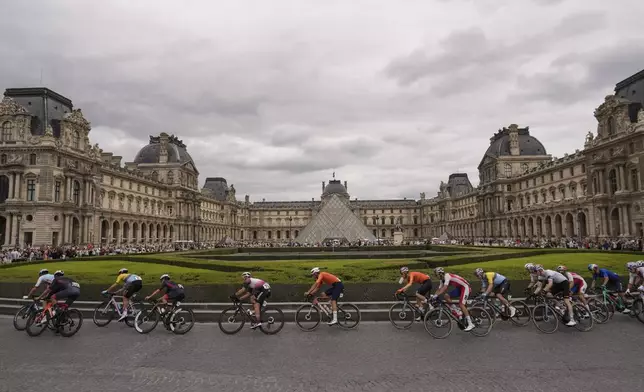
[396,267,432,320]
[474,268,515,317]
[556,265,589,311]
[625,261,644,296]
[232,272,271,329]
[23,269,55,299]
[431,267,475,332]
[102,268,143,321]
[533,266,576,327]
[36,271,81,324]
[145,274,185,306]
[305,267,343,326]
[588,264,630,314]
[525,263,540,291]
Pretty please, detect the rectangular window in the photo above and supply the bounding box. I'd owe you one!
[569,167,574,176]
[632,170,639,191]
[29,154,37,165]
[559,170,564,179]
[54,181,61,202]
[550,173,554,181]
[27,179,36,201]
[532,178,536,186]
[581,164,586,173]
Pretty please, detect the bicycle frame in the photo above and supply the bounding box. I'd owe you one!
[229,299,259,323]
[394,294,425,314]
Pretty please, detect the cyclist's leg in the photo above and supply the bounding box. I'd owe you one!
[251,290,262,322]
[415,280,432,311]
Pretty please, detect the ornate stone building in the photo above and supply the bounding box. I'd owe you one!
[423,69,644,241]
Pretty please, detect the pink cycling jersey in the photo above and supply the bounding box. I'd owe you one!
[441,273,470,289]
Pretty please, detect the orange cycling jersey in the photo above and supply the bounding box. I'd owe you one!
[408,271,430,284]
[316,272,341,285]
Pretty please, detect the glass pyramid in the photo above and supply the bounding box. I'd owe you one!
[296,194,376,243]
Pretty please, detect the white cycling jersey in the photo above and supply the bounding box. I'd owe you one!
[628,267,644,285]
[35,274,54,287]
[538,270,568,284]
[246,278,270,290]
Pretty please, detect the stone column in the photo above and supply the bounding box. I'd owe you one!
[600,208,608,235]
[4,213,11,247]
[7,173,14,200]
[15,173,21,200]
[10,214,18,246]
[622,205,631,236]
[618,165,625,191]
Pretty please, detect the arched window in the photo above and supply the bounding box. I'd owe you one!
[72,131,80,149]
[504,163,512,177]
[2,121,12,141]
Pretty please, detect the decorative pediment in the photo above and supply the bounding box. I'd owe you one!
[594,95,630,119]
[0,97,29,116]
[63,109,91,129]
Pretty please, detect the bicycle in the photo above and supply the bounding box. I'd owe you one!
[295,293,361,331]
[570,294,610,324]
[626,291,644,324]
[25,302,83,337]
[134,298,195,335]
[93,293,142,328]
[470,294,531,327]
[218,296,285,335]
[531,292,593,334]
[589,286,635,321]
[389,293,432,329]
[423,297,493,339]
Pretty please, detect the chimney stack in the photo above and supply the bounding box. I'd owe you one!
[322,181,325,192]
[344,181,347,190]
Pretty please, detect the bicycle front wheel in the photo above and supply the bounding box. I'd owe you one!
[388,302,416,329]
[423,308,453,339]
[532,304,559,334]
[572,304,593,332]
[508,300,531,327]
[134,307,160,334]
[295,304,321,331]
[259,307,285,335]
[93,301,115,327]
[13,305,32,331]
[468,307,493,337]
[25,311,49,337]
[587,298,609,324]
[125,301,143,328]
[218,307,245,335]
[631,298,644,324]
[170,308,195,335]
[470,301,498,325]
[337,303,361,329]
[58,309,83,337]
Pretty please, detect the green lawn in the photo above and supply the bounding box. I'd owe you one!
[0,252,639,285]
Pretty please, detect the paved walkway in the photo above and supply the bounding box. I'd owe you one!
[1,317,642,392]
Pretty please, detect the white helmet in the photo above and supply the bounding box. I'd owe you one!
[118,268,128,275]
[38,269,49,276]
[400,267,409,273]
[524,263,534,271]
[310,267,320,275]
[474,268,484,277]
[637,261,644,268]
[54,270,64,277]
[626,262,636,270]
[242,272,251,278]
[534,265,544,272]
[434,267,445,276]
[160,274,170,281]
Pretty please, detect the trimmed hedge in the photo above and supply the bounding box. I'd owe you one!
[191,251,469,261]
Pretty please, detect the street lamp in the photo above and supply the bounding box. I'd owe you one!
[15,215,21,248]
[375,215,380,244]
[288,217,293,245]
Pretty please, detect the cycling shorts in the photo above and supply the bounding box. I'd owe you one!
[324,282,344,300]
[571,280,587,295]
[550,280,570,297]
[162,292,185,304]
[50,287,80,306]
[606,279,623,293]
[447,285,470,305]
[416,279,433,296]
[253,287,271,305]
[493,280,510,295]
[124,280,142,298]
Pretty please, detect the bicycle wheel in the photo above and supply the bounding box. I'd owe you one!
[388,302,416,329]
[134,307,160,334]
[58,309,83,337]
[218,306,246,335]
[169,308,195,335]
[295,304,321,331]
[572,304,593,332]
[25,311,49,337]
[259,307,285,335]
[13,305,32,331]
[125,301,143,328]
[468,307,493,337]
[93,301,115,327]
[631,298,644,324]
[337,303,361,329]
[423,308,453,339]
[471,300,498,325]
[532,304,559,334]
[587,299,609,324]
[508,300,531,327]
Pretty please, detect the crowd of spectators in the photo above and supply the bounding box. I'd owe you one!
[453,237,644,251]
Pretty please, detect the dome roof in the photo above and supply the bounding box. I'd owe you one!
[202,177,228,201]
[133,134,194,165]
[485,126,547,157]
[322,180,349,198]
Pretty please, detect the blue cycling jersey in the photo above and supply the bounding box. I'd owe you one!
[593,268,619,281]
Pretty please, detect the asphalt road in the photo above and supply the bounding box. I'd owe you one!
[1,316,643,392]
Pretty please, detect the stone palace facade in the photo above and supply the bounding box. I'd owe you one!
[0,69,642,247]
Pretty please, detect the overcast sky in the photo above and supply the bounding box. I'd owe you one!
[1,0,643,202]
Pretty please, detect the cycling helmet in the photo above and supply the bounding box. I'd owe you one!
[310,267,320,275]
[474,268,484,277]
[160,274,170,281]
[534,265,544,272]
[556,265,567,273]
[400,267,409,273]
[524,263,534,271]
[118,268,128,275]
[626,262,636,270]
[54,270,64,277]
[38,269,49,276]
[434,267,445,276]
[588,264,598,271]
[241,272,251,278]
[636,260,644,268]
